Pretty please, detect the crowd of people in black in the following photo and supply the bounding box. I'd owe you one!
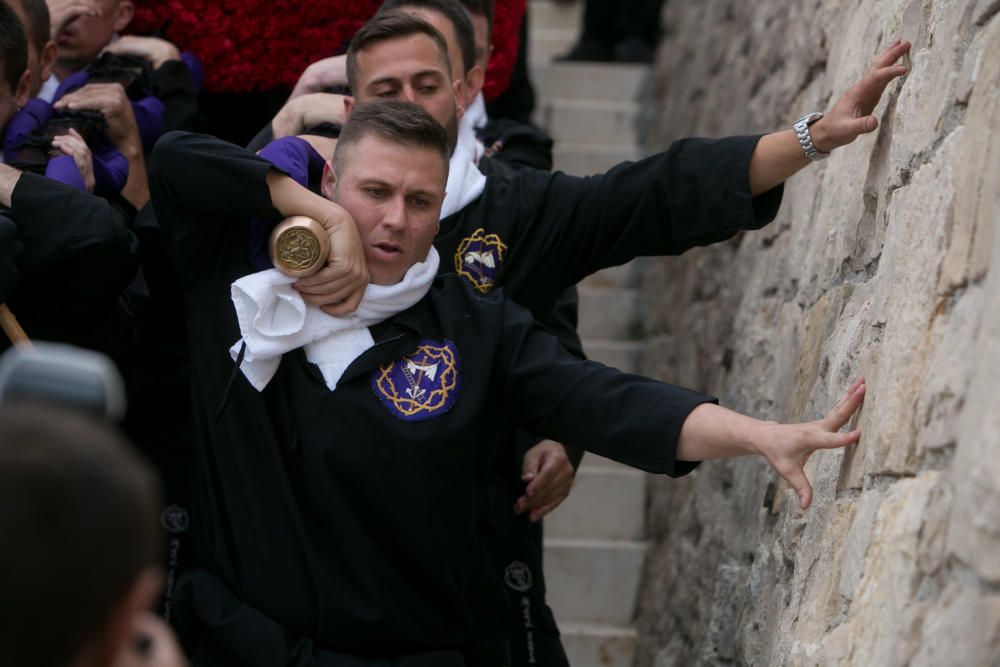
[0,1,910,665]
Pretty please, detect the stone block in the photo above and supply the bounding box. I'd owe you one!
[838,489,882,601]
[528,27,578,65]
[576,286,644,340]
[544,538,647,626]
[530,62,649,103]
[545,466,647,541]
[553,144,643,177]
[580,339,645,373]
[529,0,583,32]
[560,622,637,667]
[909,582,1000,667]
[579,261,641,290]
[535,98,641,145]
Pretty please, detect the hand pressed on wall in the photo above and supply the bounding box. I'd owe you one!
[810,40,912,152]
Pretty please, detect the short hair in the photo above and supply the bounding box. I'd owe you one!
[5,0,49,55]
[379,0,476,74]
[0,404,162,667]
[346,10,452,93]
[457,0,492,37]
[0,1,27,92]
[333,100,450,182]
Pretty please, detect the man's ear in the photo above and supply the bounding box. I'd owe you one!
[40,41,58,81]
[113,1,136,32]
[453,79,465,121]
[14,69,30,109]
[343,95,354,116]
[321,161,337,200]
[464,65,484,105]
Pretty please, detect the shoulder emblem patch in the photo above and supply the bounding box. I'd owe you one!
[455,228,507,294]
[371,339,461,421]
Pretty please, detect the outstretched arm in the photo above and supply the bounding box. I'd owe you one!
[677,377,866,508]
[499,296,866,509]
[748,40,910,195]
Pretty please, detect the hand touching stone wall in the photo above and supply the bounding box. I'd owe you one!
[635,2,1000,665]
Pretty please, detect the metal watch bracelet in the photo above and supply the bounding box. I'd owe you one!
[793,112,830,161]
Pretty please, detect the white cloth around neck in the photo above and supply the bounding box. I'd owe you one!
[230,247,440,392]
[442,115,487,219]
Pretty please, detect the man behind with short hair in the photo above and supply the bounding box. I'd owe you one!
[0,403,185,667]
[149,99,867,666]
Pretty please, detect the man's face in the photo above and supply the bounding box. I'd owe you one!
[56,0,133,69]
[354,33,462,150]
[399,9,465,98]
[323,135,446,286]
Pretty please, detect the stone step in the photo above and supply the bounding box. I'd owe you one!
[553,143,643,176]
[581,339,645,373]
[529,27,578,64]
[529,0,582,32]
[544,538,647,626]
[577,286,644,340]
[578,452,635,472]
[559,622,638,667]
[535,98,641,145]
[546,466,646,541]
[531,62,649,102]
[579,262,641,289]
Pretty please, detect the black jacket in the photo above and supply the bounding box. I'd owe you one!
[1,173,137,358]
[149,132,712,665]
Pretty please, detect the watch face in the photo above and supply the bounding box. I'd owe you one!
[802,112,824,125]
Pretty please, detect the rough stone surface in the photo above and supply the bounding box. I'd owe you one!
[634,2,1000,665]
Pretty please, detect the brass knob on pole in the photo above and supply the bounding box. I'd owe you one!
[268,216,331,278]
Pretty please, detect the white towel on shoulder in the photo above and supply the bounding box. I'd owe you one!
[229,247,440,391]
[442,118,487,219]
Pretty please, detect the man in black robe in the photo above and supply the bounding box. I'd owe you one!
[149,99,867,666]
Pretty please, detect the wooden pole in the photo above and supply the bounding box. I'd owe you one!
[0,303,31,348]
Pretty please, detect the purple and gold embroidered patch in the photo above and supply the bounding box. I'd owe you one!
[371,340,461,421]
[454,228,507,294]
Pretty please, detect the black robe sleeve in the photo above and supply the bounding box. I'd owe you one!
[500,135,784,302]
[148,131,283,289]
[5,173,136,349]
[496,293,712,476]
[153,60,205,134]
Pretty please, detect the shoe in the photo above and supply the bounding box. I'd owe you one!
[555,37,613,63]
[613,36,655,64]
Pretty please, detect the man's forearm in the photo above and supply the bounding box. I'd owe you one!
[120,146,150,209]
[0,165,22,208]
[676,402,765,461]
[747,124,832,196]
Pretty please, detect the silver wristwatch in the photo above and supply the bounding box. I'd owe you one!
[793,112,829,161]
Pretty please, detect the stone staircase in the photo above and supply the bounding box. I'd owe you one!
[527,2,653,666]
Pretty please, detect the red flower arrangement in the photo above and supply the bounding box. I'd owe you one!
[130,0,525,99]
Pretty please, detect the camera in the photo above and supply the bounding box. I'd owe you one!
[0,343,126,420]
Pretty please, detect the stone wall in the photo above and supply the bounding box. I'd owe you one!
[633,1,1000,665]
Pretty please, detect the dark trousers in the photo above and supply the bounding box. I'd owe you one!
[581,0,665,46]
[482,439,570,667]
